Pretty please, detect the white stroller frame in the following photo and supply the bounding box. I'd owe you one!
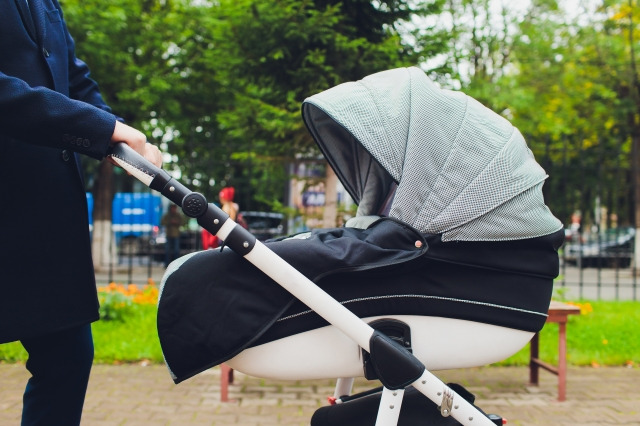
[109,143,510,426]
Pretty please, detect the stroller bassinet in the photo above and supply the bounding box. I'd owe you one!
[109,67,563,425]
[156,67,562,384]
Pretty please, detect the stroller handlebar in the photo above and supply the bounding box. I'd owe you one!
[107,142,172,192]
[107,141,258,256]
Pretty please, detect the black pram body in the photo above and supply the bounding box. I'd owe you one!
[159,219,562,383]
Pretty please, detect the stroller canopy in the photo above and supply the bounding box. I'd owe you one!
[302,67,562,241]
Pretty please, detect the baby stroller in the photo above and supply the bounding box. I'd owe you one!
[109,67,563,425]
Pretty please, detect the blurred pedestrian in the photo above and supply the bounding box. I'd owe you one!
[201,225,219,250]
[219,186,239,221]
[161,204,185,267]
[201,186,243,249]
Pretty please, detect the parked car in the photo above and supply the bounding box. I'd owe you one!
[564,227,635,268]
[240,211,285,241]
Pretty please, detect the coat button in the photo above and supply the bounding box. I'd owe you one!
[61,150,70,161]
[42,47,50,57]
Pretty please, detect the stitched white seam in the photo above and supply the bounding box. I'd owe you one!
[276,294,548,322]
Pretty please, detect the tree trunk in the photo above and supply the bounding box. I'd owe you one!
[92,161,116,271]
[323,165,338,228]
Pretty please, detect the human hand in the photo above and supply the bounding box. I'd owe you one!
[110,121,163,168]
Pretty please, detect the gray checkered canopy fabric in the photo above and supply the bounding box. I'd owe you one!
[303,67,562,242]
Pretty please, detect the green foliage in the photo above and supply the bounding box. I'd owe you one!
[435,0,639,228]
[91,304,164,363]
[0,342,27,363]
[98,290,135,322]
[60,0,448,212]
[57,0,640,227]
[208,0,448,211]
[213,0,395,194]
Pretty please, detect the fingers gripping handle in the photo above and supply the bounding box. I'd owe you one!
[108,143,192,206]
[107,143,172,192]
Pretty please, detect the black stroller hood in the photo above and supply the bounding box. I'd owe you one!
[302,67,562,242]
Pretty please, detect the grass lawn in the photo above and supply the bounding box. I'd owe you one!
[497,300,640,367]
[0,305,164,364]
[1,299,639,367]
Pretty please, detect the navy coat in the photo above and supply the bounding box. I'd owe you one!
[0,0,118,343]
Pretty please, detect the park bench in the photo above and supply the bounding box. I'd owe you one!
[529,300,581,401]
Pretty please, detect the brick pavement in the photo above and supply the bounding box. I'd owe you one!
[1,363,639,425]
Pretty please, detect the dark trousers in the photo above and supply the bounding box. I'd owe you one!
[20,324,94,426]
[165,236,181,267]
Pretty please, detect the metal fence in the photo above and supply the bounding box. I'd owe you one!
[558,262,639,301]
[103,135,640,301]
[96,229,200,287]
[106,229,640,302]
[558,228,639,301]
[541,135,640,301]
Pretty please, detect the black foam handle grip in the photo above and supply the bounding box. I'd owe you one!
[107,143,172,192]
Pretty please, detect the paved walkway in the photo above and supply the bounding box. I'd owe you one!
[1,363,639,425]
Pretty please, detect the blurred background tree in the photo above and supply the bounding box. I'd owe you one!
[62,0,447,263]
[431,0,638,238]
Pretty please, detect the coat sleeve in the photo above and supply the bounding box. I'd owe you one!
[0,71,116,160]
[0,0,117,160]
[53,0,117,118]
